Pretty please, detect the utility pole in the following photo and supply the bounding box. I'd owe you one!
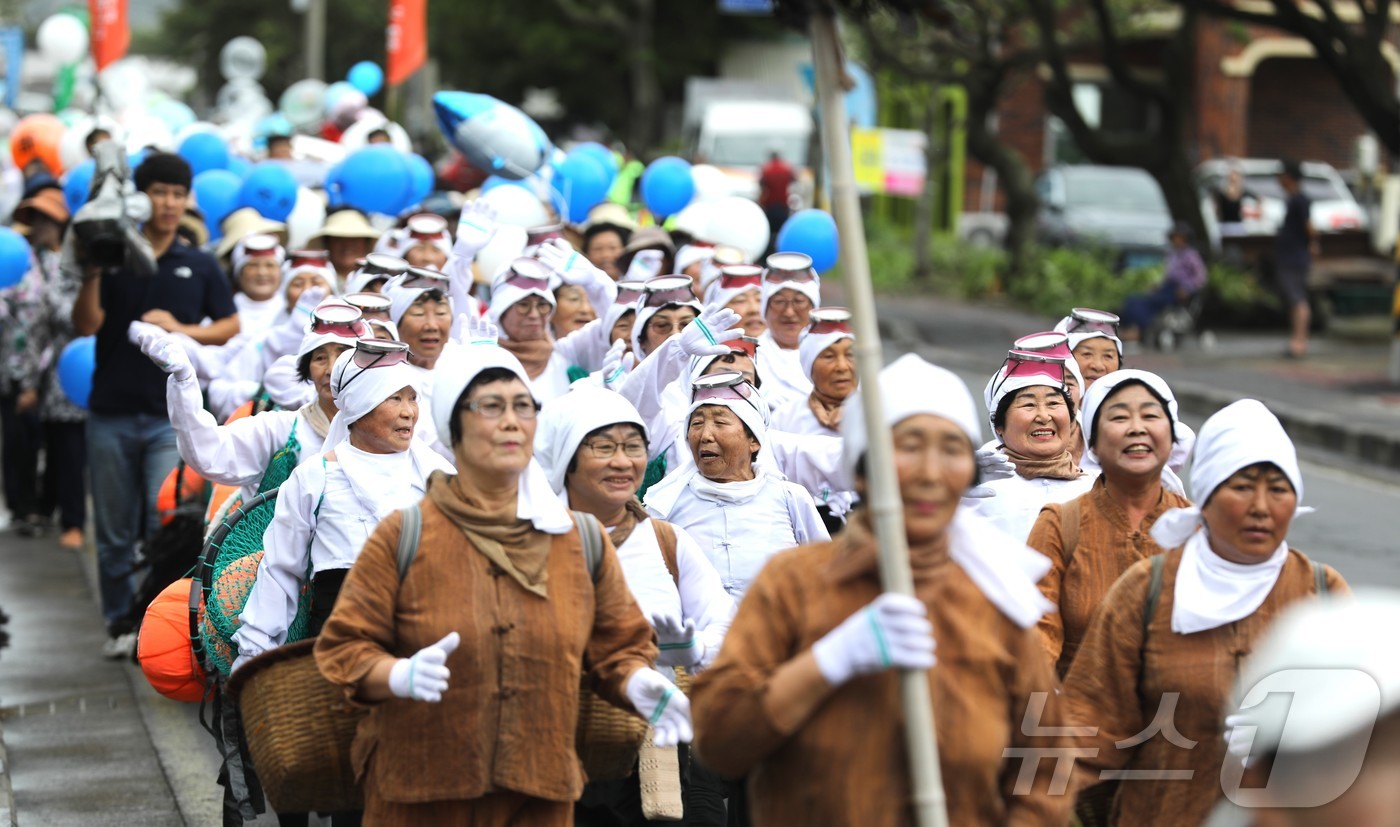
[304,0,326,80]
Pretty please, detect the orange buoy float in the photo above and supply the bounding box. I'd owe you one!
[137,578,207,703]
[156,465,206,527]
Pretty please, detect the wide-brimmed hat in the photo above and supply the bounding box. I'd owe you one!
[615,226,674,275]
[13,187,69,227]
[583,202,637,232]
[216,208,288,259]
[308,209,381,245]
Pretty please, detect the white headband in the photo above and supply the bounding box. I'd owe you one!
[534,385,647,494]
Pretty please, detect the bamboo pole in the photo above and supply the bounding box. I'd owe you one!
[809,12,949,827]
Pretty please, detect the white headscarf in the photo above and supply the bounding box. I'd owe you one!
[232,236,286,278]
[487,266,556,332]
[383,273,451,326]
[1080,369,1181,467]
[983,364,1070,433]
[631,297,703,362]
[840,353,1053,628]
[704,276,760,312]
[1148,399,1312,635]
[799,326,854,381]
[1054,314,1125,358]
[429,344,573,534]
[676,244,714,274]
[345,270,390,295]
[280,262,337,306]
[761,279,821,318]
[642,386,771,516]
[534,385,646,495]
[323,347,421,451]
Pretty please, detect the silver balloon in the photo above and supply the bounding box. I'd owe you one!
[220,37,267,82]
[279,79,328,130]
[453,103,550,181]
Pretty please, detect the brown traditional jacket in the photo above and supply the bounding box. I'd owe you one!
[691,518,1073,827]
[1029,478,1192,676]
[1061,545,1347,826]
[314,499,657,805]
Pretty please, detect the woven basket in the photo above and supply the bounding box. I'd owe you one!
[226,639,366,814]
[574,667,694,782]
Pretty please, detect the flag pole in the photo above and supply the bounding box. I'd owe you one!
[808,11,949,827]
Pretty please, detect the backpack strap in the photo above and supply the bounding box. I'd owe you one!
[1142,553,1166,636]
[396,504,422,580]
[573,510,605,584]
[652,519,680,587]
[1060,497,1082,569]
[1313,560,1328,596]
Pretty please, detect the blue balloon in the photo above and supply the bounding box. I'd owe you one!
[776,209,840,273]
[0,227,29,289]
[640,156,695,218]
[238,162,299,222]
[178,132,230,177]
[57,336,96,410]
[332,145,411,215]
[226,155,253,178]
[406,154,435,206]
[555,153,610,223]
[572,142,618,181]
[63,159,95,216]
[347,61,384,97]
[433,91,550,181]
[193,169,245,239]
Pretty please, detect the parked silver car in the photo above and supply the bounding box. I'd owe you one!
[1035,165,1173,269]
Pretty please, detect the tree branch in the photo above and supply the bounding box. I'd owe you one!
[1086,0,1170,104]
[553,0,627,33]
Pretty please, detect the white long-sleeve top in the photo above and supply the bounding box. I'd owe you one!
[610,517,735,669]
[232,441,453,661]
[769,396,838,438]
[756,332,811,411]
[166,373,326,506]
[960,471,1099,542]
[529,350,575,406]
[645,473,830,600]
[207,311,308,419]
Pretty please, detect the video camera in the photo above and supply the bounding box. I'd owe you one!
[66,140,156,276]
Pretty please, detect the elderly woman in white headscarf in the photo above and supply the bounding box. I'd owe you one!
[1054,307,1124,388]
[487,257,575,402]
[231,338,454,672]
[691,353,1071,826]
[131,304,367,510]
[228,233,287,342]
[704,264,766,338]
[771,308,856,438]
[963,348,1097,541]
[756,253,822,410]
[314,345,687,824]
[1060,398,1347,827]
[643,372,828,600]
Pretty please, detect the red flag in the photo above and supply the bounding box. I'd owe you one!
[386,0,426,87]
[88,0,130,71]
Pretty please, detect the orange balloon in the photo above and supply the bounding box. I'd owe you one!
[138,578,208,703]
[157,465,206,527]
[11,114,66,177]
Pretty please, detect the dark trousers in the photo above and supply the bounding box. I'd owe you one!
[39,421,86,531]
[0,392,42,520]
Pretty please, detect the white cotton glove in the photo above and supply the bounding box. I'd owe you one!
[1223,713,1258,768]
[537,238,605,287]
[975,444,1016,483]
[810,593,936,688]
[677,307,743,359]
[458,312,499,346]
[625,667,693,747]
[624,249,664,282]
[131,322,195,382]
[651,611,703,669]
[290,287,327,326]
[600,338,636,389]
[454,201,498,261]
[387,632,460,703]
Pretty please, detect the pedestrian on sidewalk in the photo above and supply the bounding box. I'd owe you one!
[1275,161,1317,360]
[758,150,794,252]
[1119,223,1207,342]
[71,151,241,659]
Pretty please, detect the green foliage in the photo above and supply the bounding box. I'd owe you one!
[1009,246,1159,317]
[1207,261,1279,311]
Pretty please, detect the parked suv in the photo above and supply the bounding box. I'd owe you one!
[1035,165,1173,270]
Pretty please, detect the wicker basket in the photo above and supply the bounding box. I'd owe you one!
[574,667,694,782]
[226,639,366,813]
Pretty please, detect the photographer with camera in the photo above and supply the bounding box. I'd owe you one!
[71,150,240,658]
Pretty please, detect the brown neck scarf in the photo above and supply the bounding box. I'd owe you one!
[605,500,652,548]
[807,388,845,431]
[426,471,553,598]
[299,399,332,439]
[825,511,952,584]
[500,337,554,379]
[1000,445,1085,481]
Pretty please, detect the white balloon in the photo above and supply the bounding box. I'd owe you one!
[477,184,550,229]
[121,112,174,154]
[37,15,89,66]
[337,114,411,154]
[473,223,528,283]
[285,187,327,250]
[58,114,94,171]
[220,37,267,82]
[705,196,770,262]
[671,200,715,240]
[98,62,148,113]
[690,164,730,204]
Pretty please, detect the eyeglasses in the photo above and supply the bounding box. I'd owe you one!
[1012,331,1072,360]
[1063,308,1121,337]
[286,248,330,269]
[344,291,392,318]
[615,279,647,306]
[356,253,410,281]
[718,265,762,290]
[337,339,411,394]
[988,349,1066,402]
[459,395,541,420]
[642,275,698,309]
[581,438,648,459]
[808,307,853,336]
[310,301,370,339]
[511,297,553,317]
[763,252,817,283]
[497,257,553,293]
[405,213,449,242]
[692,371,763,414]
[767,294,813,313]
[399,266,450,291]
[526,222,564,248]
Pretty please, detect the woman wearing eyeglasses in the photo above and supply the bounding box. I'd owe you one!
[643,373,829,601]
[227,234,287,344]
[133,302,370,512]
[963,350,1097,541]
[486,257,575,404]
[314,346,687,824]
[756,254,822,411]
[1058,399,1345,827]
[690,354,1071,826]
[232,338,454,672]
